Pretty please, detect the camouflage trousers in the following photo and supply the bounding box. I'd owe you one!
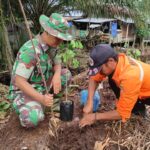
[12,68,71,128]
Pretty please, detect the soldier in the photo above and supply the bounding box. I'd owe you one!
[8,13,72,128]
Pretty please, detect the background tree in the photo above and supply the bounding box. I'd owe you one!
[69,0,150,49]
[7,0,73,33]
[0,0,73,72]
[1,0,150,72]
[0,0,15,72]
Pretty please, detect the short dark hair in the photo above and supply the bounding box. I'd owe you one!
[112,54,118,62]
[104,53,118,64]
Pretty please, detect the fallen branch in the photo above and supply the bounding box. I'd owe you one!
[0,70,9,76]
[94,137,110,150]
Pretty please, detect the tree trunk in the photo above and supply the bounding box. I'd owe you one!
[132,34,136,48]
[0,0,14,73]
[140,37,144,51]
[2,22,15,72]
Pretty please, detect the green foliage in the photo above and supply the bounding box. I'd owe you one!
[124,42,129,48]
[0,101,11,119]
[58,40,84,68]
[69,0,150,41]
[129,0,150,38]
[134,13,150,38]
[136,25,150,38]
[69,0,150,18]
[127,48,141,60]
[70,40,83,49]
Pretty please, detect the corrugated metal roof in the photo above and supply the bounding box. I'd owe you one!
[64,11,83,17]
[117,17,150,24]
[116,17,134,24]
[74,18,117,23]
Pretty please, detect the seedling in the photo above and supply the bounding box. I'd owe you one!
[58,40,83,121]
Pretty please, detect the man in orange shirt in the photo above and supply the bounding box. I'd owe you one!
[79,44,150,127]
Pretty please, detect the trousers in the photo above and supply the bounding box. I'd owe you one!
[108,76,150,116]
[13,68,71,127]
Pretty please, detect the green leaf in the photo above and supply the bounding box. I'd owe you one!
[2,103,10,110]
[58,41,80,67]
[135,49,141,56]
[72,59,79,68]
[127,51,132,56]
[63,55,67,63]
[75,41,79,48]
[78,41,83,49]
[0,101,7,107]
[59,43,65,49]
[71,40,76,48]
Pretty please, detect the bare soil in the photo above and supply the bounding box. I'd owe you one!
[0,93,114,150]
[0,80,150,150]
[0,80,115,150]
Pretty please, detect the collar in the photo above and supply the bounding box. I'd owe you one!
[112,53,130,80]
[36,34,49,52]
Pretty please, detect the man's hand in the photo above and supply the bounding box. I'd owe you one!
[51,73,61,94]
[42,94,53,107]
[83,77,98,114]
[79,113,96,128]
[83,103,93,114]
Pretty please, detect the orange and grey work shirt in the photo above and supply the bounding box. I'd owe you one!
[91,53,150,122]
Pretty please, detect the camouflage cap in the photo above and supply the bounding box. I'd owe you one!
[39,13,73,41]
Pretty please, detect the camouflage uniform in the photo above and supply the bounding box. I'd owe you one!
[8,35,71,127]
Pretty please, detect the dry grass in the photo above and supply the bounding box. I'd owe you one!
[96,116,150,150]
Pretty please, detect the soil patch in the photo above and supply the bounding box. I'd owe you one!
[0,112,50,150]
[0,81,150,150]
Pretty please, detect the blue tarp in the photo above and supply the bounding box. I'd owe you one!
[111,22,117,38]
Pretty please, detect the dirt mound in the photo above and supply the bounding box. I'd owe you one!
[48,122,107,150]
